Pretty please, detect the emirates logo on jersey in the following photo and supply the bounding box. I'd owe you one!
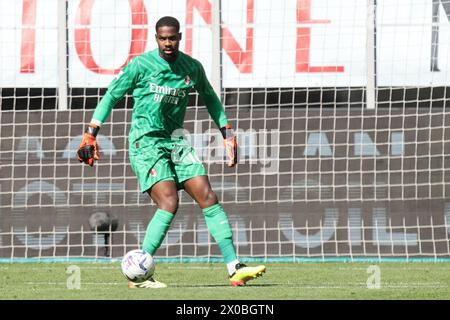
[150,168,157,177]
[184,75,190,85]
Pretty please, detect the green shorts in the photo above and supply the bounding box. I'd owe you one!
[129,134,207,192]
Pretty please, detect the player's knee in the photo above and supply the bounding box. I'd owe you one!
[158,194,179,214]
[200,190,218,208]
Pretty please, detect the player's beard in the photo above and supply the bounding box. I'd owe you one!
[160,48,179,63]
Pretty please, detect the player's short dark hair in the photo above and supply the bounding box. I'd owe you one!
[155,16,180,33]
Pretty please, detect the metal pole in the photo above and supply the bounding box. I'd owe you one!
[211,0,222,99]
[57,0,68,111]
[366,0,376,109]
[431,0,440,71]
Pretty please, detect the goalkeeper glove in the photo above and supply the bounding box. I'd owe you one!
[77,124,100,167]
[220,124,237,167]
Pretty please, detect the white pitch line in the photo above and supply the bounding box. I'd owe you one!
[22,281,448,289]
[25,282,124,286]
[8,266,450,273]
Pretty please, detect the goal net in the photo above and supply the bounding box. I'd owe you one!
[0,0,450,261]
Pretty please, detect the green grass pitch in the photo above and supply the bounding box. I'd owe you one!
[1,262,449,300]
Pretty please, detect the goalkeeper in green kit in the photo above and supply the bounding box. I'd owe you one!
[77,16,265,288]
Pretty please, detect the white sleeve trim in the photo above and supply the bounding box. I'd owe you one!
[90,119,103,127]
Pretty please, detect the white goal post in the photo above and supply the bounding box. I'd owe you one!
[0,0,450,261]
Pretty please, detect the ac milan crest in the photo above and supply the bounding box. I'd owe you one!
[184,75,190,85]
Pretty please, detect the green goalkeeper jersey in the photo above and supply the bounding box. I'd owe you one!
[91,49,228,144]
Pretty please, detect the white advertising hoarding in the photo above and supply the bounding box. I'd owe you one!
[0,0,449,88]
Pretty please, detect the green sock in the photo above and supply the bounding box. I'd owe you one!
[142,208,175,255]
[203,203,237,263]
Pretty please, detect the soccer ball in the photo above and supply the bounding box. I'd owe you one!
[121,249,155,283]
